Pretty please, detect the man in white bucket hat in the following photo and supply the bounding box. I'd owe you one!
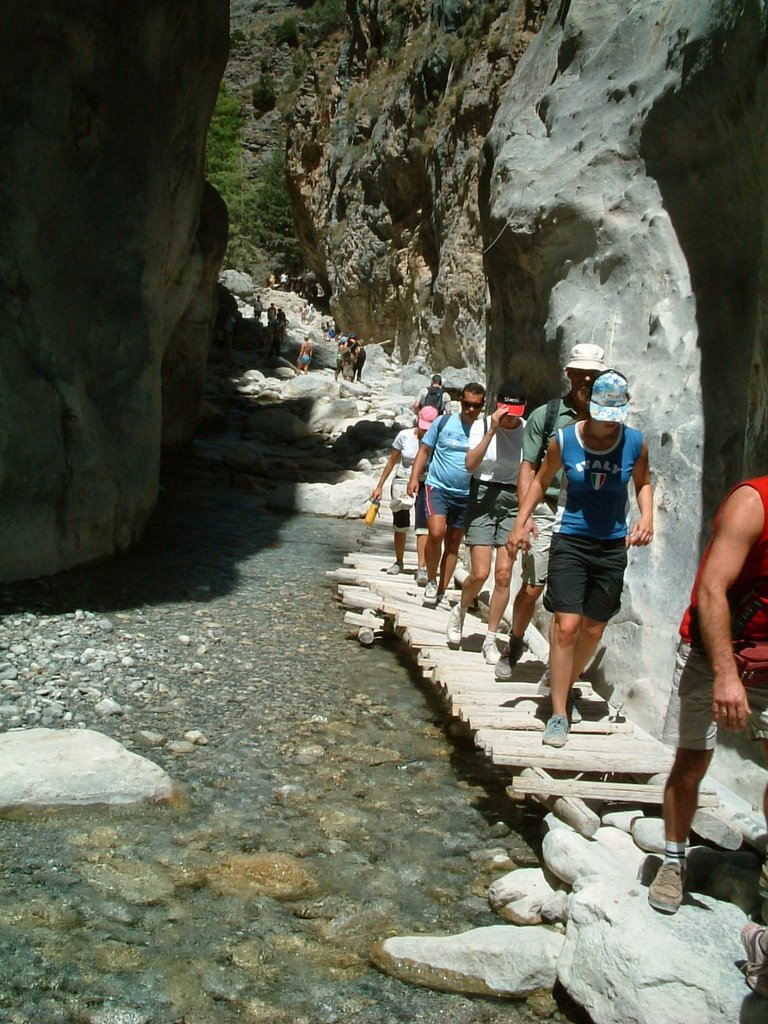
[494,343,606,679]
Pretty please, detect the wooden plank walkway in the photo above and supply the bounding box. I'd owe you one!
[329,514,718,811]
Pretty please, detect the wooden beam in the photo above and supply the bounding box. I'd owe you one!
[508,776,719,807]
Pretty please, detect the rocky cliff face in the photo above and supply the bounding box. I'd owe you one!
[0,1,228,580]
[287,0,549,368]
[480,0,768,799]
[290,0,768,801]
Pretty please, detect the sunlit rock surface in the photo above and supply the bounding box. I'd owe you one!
[287,0,549,367]
[371,924,564,997]
[481,0,768,803]
[558,880,751,1024]
[0,1,228,580]
[0,728,173,809]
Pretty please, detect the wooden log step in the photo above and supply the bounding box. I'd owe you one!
[493,746,673,774]
[343,610,386,630]
[442,680,599,701]
[514,767,601,836]
[399,626,464,647]
[478,725,672,761]
[432,665,561,688]
[331,567,423,589]
[448,687,602,707]
[479,735,673,774]
[455,709,632,733]
[507,776,719,806]
[337,586,384,611]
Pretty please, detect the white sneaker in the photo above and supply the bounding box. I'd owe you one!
[482,635,501,665]
[436,593,452,612]
[424,580,438,603]
[386,561,403,575]
[416,567,428,586]
[446,604,465,645]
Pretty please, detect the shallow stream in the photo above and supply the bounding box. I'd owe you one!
[0,475,572,1024]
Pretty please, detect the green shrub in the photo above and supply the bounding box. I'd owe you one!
[230,29,246,46]
[244,150,301,264]
[206,84,243,215]
[275,17,300,47]
[206,86,300,271]
[252,75,276,114]
[306,0,348,36]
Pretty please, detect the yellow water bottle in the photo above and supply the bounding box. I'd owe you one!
[364,498,380,526]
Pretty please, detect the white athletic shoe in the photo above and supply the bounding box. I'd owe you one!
[416,567,428,586]
[424,580,438,603]
[436,593,452,612]
[481,635,501,665]
[446,604,465,645]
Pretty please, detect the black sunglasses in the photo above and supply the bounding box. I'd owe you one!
[461,400,484,409]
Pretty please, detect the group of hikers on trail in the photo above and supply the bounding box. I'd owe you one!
[371,346,768,995]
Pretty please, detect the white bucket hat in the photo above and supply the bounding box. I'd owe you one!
[566,343,606,371]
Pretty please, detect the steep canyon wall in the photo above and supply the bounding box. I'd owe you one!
[287,0,549,368]
[292,0,768,799]
[0,1,228,580]
[480,0,768,798]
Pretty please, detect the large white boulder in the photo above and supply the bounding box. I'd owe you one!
[0,728,173,809]
[542,824,645,887]
[268,476,372,518]
[558,879,751,1024]
[489,867,568,925]
[370,924,565,997]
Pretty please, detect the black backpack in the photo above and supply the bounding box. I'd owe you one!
[420,384,445,411]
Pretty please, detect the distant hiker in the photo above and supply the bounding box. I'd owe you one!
[506,370,653,749]
[350,335,366,382]
[496,343,607,681]
[648,478,768,933]
[334,335,348,381]
[413,374,451,416]
[296,335,313,375]
[340,338,356,381]
[371,405,439,582]
[406,382,486,607]
[446,381,527,663]
[267,304,280,357]
[253,295,263,322]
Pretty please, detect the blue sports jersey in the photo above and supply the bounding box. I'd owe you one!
[422,414,473,497]
[554,423,643,540]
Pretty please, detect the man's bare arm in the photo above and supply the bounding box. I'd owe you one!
[698,485,765,731]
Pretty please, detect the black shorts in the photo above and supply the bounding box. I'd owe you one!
[543,534,627,622]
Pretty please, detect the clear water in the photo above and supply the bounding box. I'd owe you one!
[0,481,564,1024]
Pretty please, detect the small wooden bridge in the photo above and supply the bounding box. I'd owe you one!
[329,512,720,821]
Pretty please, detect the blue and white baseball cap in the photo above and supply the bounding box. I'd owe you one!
[589,370,629,423]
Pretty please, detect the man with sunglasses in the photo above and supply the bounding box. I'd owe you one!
[496,343,606,677]
[446,381,527,656]
[407,383,486,605]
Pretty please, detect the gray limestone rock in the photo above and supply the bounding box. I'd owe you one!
[0,728,173,809]
[370,924,565,997]
[558,879,748,1024]
[542,824,645,886]
[489,867,567,926]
